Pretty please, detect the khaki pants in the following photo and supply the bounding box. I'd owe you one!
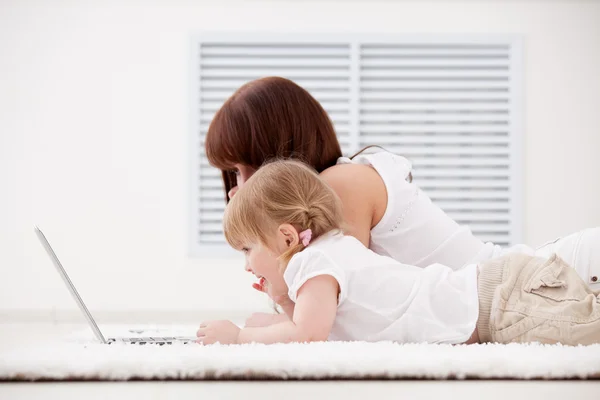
[477,253,600,345]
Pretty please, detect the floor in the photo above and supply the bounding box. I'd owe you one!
[1,323,599,400]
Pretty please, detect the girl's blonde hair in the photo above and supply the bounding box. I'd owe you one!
[223,159,344,265]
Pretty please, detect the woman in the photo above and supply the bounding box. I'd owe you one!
[204,76,600,326]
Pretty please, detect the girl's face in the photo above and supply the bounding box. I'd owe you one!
[241,224,301,299]
[228,164,257,199]
[242,241,288,299]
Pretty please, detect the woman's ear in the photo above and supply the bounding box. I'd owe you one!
[277,223,300,250]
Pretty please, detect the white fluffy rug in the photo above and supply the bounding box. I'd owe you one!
[1,327,600,381]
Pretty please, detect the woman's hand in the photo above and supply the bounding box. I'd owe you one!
[196,320,240,345]
[245,312,290,327]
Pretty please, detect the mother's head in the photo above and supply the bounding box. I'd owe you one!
[204,77,342,201]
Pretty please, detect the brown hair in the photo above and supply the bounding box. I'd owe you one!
[204,77,343,202]
[223,159,344,267]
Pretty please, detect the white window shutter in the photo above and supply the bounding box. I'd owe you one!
[357,42,521,247]
[191,39,354,255]
[190,35,522,256]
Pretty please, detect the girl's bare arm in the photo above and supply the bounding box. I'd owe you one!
[237,275,338,344]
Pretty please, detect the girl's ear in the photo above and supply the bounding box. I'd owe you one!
[277,223,300,249]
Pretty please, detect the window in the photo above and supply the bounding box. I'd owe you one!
[190,34,522,256]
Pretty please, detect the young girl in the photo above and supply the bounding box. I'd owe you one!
[204,76,600,328]
[196,160,600,346]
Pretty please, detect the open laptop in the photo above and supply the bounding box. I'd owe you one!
[35,226,197,345]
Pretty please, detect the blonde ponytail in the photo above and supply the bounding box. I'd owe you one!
[223,159,344,268]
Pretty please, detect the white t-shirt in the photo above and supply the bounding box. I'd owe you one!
[284,231,479,344]
[337,151,505,269]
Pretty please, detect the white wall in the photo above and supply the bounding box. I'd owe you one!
[1,0,599,321]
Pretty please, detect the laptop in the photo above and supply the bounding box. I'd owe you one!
[34,226,197,345]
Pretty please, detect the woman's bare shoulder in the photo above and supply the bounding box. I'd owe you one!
[320,163,387,231]
[320,163,382,188]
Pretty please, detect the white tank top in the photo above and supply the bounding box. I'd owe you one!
[337,151,502,270]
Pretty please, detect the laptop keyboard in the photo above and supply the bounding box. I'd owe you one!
[107,337,195,345]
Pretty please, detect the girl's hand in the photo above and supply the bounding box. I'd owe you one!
[236,275,338,345]
[251,277,268,295]
[196,320,240,345]
[253,277,292,307]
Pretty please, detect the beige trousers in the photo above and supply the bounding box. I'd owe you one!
[477,253,600,345]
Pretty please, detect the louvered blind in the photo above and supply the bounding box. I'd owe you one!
[190,36,522,256]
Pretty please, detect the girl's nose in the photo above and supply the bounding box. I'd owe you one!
[244,263,252,273]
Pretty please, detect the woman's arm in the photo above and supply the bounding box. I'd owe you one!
[320,164,387,247]
[237,275,338,344]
